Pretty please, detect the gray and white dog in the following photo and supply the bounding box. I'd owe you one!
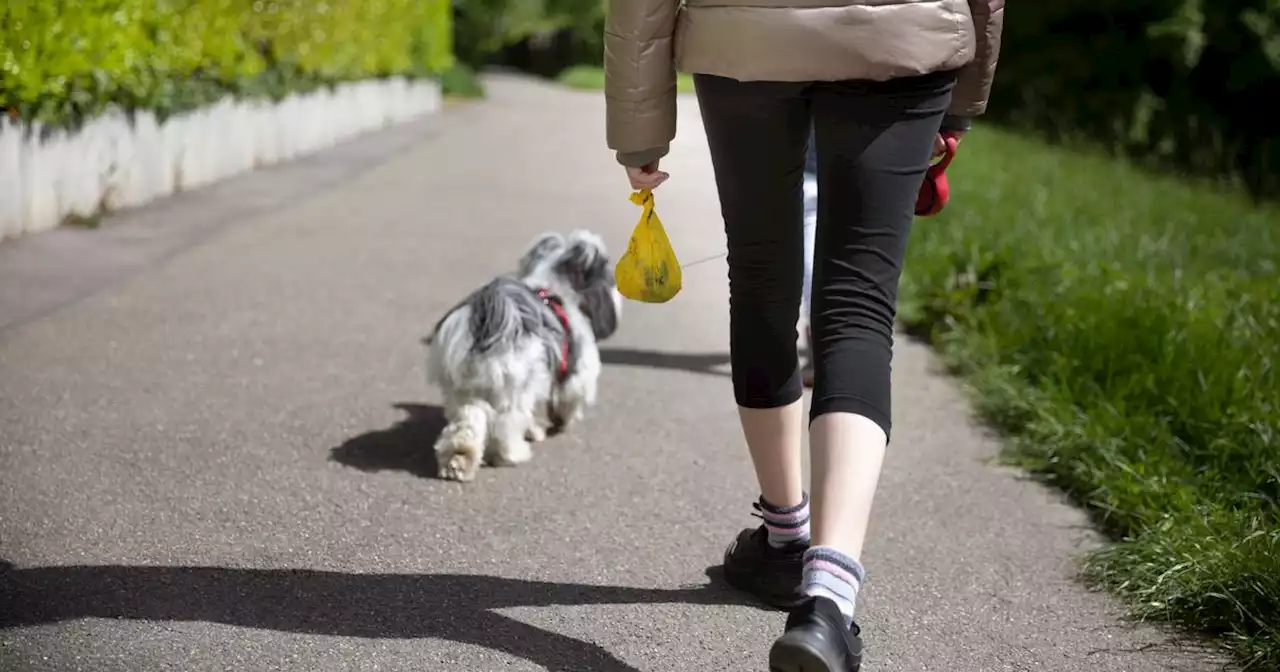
[426,231,622,482]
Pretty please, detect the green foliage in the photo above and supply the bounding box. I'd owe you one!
[453,0,605,69]
[557,65,694,93]
[0,0,453,129]
[899,125,1280,669]
[990,0,1280,197]
[440,63,486,99]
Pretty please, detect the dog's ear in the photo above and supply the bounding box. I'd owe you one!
[519,232,566,277]
[581,285,620,341]
[555,231,610,290]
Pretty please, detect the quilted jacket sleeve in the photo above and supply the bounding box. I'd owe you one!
[949,0,1004,117]
[604,0,681,167]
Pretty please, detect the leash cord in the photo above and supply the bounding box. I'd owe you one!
[679,250,727,270]
[676,220,814,272]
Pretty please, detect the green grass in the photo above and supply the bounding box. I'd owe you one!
[440,63,486,99]
[556,65,696,93]
[898,126,1280,669]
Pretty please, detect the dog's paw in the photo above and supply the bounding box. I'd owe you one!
[525,425,548,443]
[547,407,583,437]
[438,451,480,482]
[555,411,584,435]
[490,441,534,467]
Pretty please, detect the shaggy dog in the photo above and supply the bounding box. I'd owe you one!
[426,231,622,482]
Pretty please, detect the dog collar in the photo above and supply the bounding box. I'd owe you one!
[536,288,573,382]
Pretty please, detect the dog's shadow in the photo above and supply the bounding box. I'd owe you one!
[329,402,567,480]
[329,403,446,478]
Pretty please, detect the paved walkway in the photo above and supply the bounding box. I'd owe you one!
[0,75,1225,671]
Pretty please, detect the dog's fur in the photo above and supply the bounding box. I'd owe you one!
[426,231,622,481]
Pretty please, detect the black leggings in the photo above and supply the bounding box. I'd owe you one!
[694,71,956,438]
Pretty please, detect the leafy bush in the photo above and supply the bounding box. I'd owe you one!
[990,0,1280,197]
[0,0,453,129]
[440,63,486,98]
[900,126,1280,668]
[453,0,605,71]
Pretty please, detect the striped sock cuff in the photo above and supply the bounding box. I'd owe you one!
[758,494,811,547]
[758,493,810,530]
[802,546,866,588]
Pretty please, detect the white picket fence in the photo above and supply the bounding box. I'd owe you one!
[0,77,442,239]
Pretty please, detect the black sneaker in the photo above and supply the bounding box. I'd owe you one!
[769,596,863,672]
[722,524,806,609]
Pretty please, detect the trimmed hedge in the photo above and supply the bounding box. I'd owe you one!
[900,126,1280,669]
[0,0,453,129]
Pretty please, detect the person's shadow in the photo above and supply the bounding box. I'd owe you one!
[0,561,751,671]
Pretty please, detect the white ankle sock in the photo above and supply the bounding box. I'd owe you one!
[801,545,864,628]
[757,494,811,548]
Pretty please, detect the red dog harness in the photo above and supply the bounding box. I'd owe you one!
[536,288,573,382]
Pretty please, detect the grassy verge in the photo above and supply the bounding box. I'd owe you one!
[556,65,696,93]
[440,64,487,99]
[898,126,1280,669]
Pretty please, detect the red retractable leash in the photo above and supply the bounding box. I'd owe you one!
[915,134,959,217]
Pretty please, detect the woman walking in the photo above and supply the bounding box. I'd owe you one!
[604,2,1003,670]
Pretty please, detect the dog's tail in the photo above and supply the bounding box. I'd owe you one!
[468,276,563,358]
[433,400,492,479]
[429,277,564,386]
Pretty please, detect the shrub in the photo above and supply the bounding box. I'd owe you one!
[0,0,453,129]
[440,63,486,98]
[990,0,1280,197]
[899,125,1280,668]
[453,0,605,71]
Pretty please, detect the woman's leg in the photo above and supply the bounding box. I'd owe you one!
[693,74,814,606]
[768,72,955,672]
[801,71,956,628]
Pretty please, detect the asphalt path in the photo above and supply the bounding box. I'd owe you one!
[0,74,1226,672]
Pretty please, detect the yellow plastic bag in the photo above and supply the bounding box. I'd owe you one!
[615,189,683,303]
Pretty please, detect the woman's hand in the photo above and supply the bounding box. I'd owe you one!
[933,131,966,159]
[626,161,670,191]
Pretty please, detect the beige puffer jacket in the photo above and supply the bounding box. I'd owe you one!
[605,0,1005,167]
